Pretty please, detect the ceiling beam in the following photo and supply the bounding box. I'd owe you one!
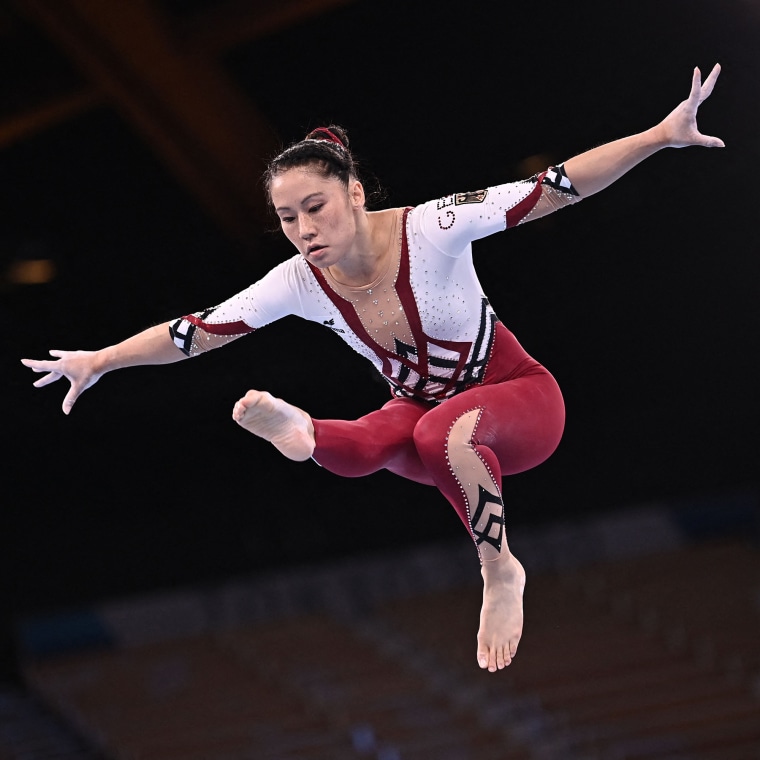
[2,0,357,174]
[12,0,281,242]
[0,87,102,150]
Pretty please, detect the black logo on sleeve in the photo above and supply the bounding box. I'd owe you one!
[455,189,488,205]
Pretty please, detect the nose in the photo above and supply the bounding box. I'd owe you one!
[298,213,316,240]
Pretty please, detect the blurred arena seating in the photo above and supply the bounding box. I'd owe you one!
[9,494,760,760]
[0,682,102,759]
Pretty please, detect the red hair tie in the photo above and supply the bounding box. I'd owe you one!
[309,127,345,148]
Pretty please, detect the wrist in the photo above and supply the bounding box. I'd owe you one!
[643,123,672,151]
[92,345,115,375]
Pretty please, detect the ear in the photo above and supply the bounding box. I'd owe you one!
[348,179,365,209]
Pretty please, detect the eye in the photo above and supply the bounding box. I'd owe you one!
[280,215,295,224]
[308,203,324,214]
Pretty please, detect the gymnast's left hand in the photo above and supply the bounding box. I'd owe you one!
[657,64,725,149]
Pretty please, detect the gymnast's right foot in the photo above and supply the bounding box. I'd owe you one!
[232,390,315,461]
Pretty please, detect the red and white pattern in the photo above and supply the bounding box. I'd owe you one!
[168,170,580,402]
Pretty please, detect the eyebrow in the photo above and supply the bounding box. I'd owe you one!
[275,192,326,213]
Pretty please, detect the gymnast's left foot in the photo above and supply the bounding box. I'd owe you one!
[477,552,525,672]
[232,389,315,461]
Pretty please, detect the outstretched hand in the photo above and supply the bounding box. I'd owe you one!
[658,64,725,149]
[21,350,103,415]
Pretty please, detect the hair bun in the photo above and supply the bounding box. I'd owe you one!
[305,125,349,150]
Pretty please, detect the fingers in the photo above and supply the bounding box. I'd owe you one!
[33,372,61,388]
[62,389,79,415]
[695,63,724,147]
[21,358,49,372]
[698,133,726,148]
[677,64,724,149]
[21,358,63,386]
[22,349,96,414]
[21,350,67,374]
[689,63,721,105]
[699,63,721,102]
[689,66,702,102]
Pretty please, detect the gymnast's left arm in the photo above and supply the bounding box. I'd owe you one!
[402,65,723,253]
[562,64,724,198]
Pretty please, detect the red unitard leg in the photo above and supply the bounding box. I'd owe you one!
[311,324,565,555]
[312,396,436,486]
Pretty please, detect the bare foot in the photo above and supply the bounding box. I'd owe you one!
[232,390,315,461]
[477,553,526,672]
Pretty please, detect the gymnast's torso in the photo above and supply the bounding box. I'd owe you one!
[169,171,580,401]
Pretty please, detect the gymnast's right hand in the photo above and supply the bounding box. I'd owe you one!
[21,349,104,415]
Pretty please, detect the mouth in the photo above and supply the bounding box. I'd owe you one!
[306,244,327,257]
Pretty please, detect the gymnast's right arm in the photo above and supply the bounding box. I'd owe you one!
[21,323,190,415]
[22,261,300,415]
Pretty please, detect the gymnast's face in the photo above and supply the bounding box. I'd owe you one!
[270,166,364,268]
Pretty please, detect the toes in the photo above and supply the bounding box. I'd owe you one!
[239,390,256,407]
[501,638,519,668]
[479,644,518,672]
[232,399,245,420]
[498,645,515,669]
[477,641,497,671]
[478,644,509,672]
[233,390,261,418]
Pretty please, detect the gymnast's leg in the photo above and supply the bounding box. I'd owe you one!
[232,370,564,673]
[232,389,434,482]
[413,372,565,672]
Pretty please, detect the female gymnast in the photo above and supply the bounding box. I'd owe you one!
[22,65,723,672]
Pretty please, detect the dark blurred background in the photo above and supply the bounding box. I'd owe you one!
[3,0,759,680]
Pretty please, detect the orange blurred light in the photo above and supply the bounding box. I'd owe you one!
[7,258,57,285]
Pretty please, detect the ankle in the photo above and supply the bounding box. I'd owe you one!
[481,551,522,582]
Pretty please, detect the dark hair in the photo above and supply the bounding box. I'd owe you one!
[263,125,385,207]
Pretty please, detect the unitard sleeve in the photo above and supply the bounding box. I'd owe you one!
[416,164,582,257]
[168,256,307,357]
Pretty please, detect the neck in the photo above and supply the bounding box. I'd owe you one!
[329,208,397,287]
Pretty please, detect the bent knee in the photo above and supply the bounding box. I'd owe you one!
[412,406,480,462]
